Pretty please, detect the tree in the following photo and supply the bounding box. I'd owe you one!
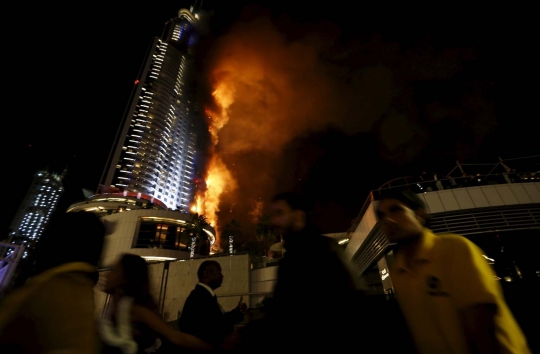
[236,240,266,258]
[235,215,280,259]
[255,214,280,255]
[221,219,242,254]
[181,213,211,256]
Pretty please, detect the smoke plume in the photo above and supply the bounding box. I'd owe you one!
[198,6,498,240]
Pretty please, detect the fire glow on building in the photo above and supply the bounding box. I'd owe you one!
[66,5,226,261]
[192,84,238,252]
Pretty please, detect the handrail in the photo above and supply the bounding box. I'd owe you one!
[97,251,251,271]
[373,171,538,196]
[216,292,271,298]
[346,170,538,236]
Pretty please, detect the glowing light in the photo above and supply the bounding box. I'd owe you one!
[202,155,237,242]
[482,254,495,264]
[206,81,236,146]
[142,256,177,261]
[196,80,239,250]
[190,237,197,259]
[381,268,390,280]
[248,200,263,223]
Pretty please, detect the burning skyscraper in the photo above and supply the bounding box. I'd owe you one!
[99,5,207,212]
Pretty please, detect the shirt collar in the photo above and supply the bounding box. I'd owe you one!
[197,282,215,297]
[393,228,437,272]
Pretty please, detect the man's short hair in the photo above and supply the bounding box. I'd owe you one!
[377,188,426,211]
[272,191,313,214]
[197,260,221,280]
[377,188,432,226]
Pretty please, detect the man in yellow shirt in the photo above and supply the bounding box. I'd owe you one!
[376,189,531,354]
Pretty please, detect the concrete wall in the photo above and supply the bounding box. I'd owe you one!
[250,265,278,307]
[95,254,251,322]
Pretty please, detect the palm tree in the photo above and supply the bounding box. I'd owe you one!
[221,219,242,254]
[255,214,280,253]
[181,213,211,256]
[235,215,280,259]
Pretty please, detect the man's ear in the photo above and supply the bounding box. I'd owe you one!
[415,208,428,225]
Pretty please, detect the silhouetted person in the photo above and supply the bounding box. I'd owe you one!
[239,192,370,353]
[178,260,247,351]
[0,211,106,353]
[376,189,531,354]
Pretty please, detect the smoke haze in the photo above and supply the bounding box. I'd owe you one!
[195,4,528,240]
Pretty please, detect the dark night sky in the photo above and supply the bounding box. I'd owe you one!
[4,1,539,236]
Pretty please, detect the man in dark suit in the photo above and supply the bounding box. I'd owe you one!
[178,260,247,350]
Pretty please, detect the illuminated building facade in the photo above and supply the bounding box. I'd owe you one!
[67,5,215,265]
[6,168,66,253]
[100,6,204,211]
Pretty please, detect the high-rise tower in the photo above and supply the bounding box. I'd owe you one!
[67,5,215,265]
[100,5,205,211]
[6,168,66,253]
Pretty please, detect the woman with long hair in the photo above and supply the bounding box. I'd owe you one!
[99,253,212,353]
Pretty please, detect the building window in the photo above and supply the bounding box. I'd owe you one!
[135,220,189,250]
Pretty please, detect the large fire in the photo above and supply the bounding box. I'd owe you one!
[207,83,235,146]
[192,17,339,252]
[248,200,263,224]
[194,83,238,251]
[204,155,237,232]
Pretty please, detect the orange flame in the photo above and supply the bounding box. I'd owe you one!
[190,195,203,214]
[197,81,238,251]
[249,200,263,224]
[206,82,236,146]
[203,155,237,236]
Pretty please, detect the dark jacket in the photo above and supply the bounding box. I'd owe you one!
[271,225,364,320]
[178,284,243,348]
[241,225,369,353]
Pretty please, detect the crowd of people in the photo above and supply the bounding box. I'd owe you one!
[0,190,534,353]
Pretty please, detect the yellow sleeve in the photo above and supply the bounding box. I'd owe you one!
[27,275,99,353]
[444,235,503,310]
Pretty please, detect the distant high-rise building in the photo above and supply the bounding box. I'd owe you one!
[99,5,206,211]
[6,168,66,253]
